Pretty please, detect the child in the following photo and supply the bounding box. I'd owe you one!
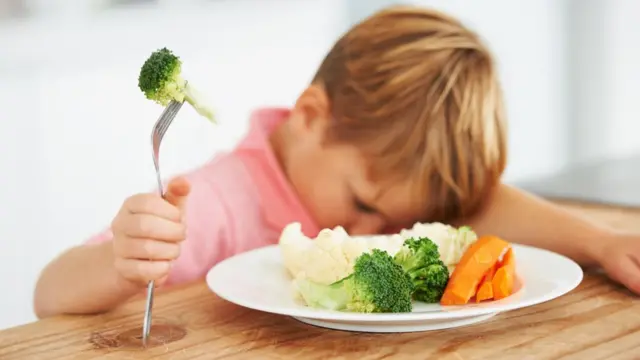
[34,5,640,317]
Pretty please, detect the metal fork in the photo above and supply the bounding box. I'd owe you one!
[141,99,184,346]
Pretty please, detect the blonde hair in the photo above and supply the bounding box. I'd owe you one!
[313,5,507,222]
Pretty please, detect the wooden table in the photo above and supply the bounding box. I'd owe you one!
[2,201,640,360]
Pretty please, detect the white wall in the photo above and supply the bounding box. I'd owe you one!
[605,1,640,159]
[0,0,347,330]
[566,0,640,164]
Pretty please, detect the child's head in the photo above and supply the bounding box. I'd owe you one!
[272,5,507,235]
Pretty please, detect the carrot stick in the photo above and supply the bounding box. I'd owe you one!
[475,265,497,302]
[493,247,515,299]
[440,235,510,305]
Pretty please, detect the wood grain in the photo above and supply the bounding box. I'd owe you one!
[1,202,640,360]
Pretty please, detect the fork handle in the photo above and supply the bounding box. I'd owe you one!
[142,170,165,345]
[142,280,155,345]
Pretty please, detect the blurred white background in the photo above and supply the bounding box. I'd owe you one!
[0,0,638,330]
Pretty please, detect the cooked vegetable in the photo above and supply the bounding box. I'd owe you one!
[399,223,478,273]
[475,265,497,302]
[280,221,516,310]
[295,249,414,313]
[493,248,515,299]
[138,47,215,123]
[279,222,405,286]
[393,237,449,303]
[440,235,511,305]
[280,221,477,289]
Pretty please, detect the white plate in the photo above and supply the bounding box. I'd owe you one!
[206,243,583,333]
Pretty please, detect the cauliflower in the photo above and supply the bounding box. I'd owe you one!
[279,223,405,285]
[399,222,478,273]
[279,221,478,286]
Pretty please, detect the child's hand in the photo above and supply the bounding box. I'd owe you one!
[110,177,191,287]
[598,235,640,294]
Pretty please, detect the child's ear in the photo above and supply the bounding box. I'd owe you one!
[291,84,331,133]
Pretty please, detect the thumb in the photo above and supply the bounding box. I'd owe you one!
[164,176,191,211]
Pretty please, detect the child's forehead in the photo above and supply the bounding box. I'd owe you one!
[363,153,421,187]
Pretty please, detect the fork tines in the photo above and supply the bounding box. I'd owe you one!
[153,100,184,144]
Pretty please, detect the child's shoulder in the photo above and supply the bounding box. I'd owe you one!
[188,151,259,196]
[194,107,290,195]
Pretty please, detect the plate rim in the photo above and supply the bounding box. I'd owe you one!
[206,243,584,322]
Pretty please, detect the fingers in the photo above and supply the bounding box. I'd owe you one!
[110,180,191,286]
[114,238,181,261]
[610,254,640,294]
[114,214,186,242]
[165,176,191,211]
[114,257,172,284]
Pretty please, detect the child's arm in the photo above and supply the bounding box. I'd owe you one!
[459,183,609,265]
[33,240,141,318]
[33,172,233,318]
[456,183,640,293]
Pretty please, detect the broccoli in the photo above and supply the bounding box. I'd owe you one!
[138,47,215,123]
[295,249,414,313]
[393,237,450,303]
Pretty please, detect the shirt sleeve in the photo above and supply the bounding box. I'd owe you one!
[83,161,235,287]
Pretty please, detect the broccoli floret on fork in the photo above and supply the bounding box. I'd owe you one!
[138,47,215,123]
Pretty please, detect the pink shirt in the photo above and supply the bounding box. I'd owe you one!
[86,108,320,286]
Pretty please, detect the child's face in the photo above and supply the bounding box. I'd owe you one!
[271,86,424,235]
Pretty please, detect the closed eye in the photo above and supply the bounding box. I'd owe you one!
[354,199,376,214]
